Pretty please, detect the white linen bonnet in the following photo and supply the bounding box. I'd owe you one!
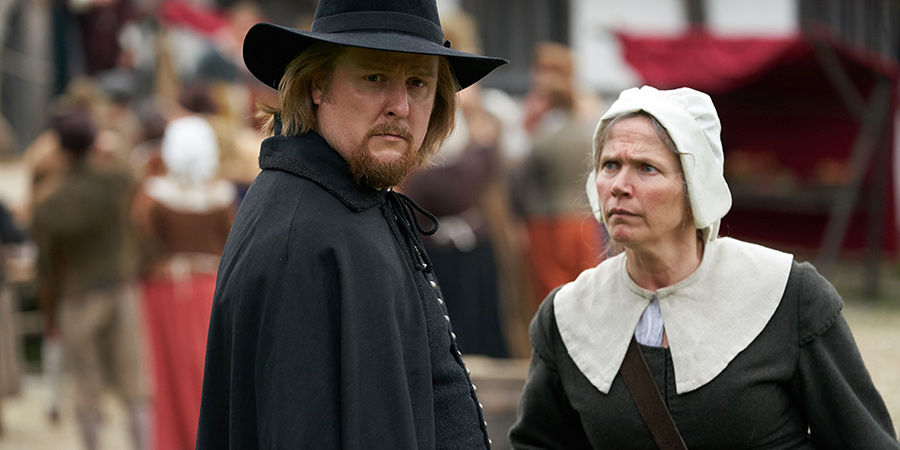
[161,115,220,185]
[585,86,732,241]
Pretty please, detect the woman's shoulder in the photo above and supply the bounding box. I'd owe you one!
[532,287,560,336]
[530,287,566,364]
[530,254,625,366]
[783,260,844,345]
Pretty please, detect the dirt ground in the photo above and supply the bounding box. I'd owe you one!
[832,260,900,438]
[843,302,900,437]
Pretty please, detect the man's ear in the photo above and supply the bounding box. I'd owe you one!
[311,82,323,106]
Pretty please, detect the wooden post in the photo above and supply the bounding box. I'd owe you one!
[684,0,706,27]
[816,76,892,285]
[865,118,891,298]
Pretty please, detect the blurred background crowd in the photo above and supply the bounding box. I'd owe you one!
[0,0,898,449]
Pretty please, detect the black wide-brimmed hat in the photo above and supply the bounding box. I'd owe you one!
[243,0,508,91]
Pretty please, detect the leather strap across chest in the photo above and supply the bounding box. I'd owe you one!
[620,335,687,450]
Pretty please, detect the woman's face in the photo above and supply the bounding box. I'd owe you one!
[595,116,693,251]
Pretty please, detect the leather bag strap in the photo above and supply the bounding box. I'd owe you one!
[620,335,688,450]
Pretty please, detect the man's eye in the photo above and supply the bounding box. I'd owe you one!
[602,161,618,170]
[365,75,381,82]
[642,165,658,173]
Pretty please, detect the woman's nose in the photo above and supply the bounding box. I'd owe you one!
[609,170,633,197]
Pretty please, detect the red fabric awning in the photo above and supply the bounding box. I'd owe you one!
[618,30,806,93]
[617,29,899,93]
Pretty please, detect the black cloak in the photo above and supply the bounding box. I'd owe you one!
[196,132,491,449]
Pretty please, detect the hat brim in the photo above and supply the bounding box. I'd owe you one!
[243,22,508,91]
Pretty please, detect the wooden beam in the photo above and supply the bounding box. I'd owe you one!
[809,37,867,119]
[684,0,706,27]
[864,132,890,298]
[817,75,892,273]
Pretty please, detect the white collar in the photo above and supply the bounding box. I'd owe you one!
[554,237,793,394]
[144,176,236,214]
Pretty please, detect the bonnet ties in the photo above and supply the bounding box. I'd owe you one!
[387,190,438,272]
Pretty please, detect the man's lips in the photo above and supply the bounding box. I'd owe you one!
[373,133,406,141]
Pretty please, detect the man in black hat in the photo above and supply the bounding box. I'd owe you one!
[196,0,507,448]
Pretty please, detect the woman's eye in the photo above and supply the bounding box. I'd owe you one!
[410,79,426,88]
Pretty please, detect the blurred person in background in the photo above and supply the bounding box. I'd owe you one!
[196,0,264,89]
[510,86,898,448]
[1,0,55,154]
[23,76,137,211]
[30,107,151,450]
[193,1,268,195]
[194,11,271,196]
[128,98,171,181]
[0,199,25,436]
[66,0,133,76]
[0,111,24,434]
[20,75,146,426]
[512,41,605,308]
[131,112,237,450]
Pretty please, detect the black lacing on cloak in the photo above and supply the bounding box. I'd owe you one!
[387,190,438,273]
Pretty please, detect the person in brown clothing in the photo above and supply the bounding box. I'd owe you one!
[514,42,605,305]
[131,113,237,450]
[31,107,150,450]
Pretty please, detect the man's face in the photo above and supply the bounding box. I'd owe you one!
[312,47,439,188]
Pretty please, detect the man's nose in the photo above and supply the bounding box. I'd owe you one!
[385,83,410,119]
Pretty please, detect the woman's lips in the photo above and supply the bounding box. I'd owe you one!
[608,208,635,217]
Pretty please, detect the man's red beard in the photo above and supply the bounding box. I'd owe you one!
[347,122,425,189]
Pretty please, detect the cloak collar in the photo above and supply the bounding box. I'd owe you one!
[554,237,793,394]
[257,131,386,212]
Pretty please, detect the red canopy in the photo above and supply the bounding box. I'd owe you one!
[618,29,899,94]
[617,29,899,256]
[158,0,229,36]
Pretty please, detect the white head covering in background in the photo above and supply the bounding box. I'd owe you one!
[585,86,732,241]
[147,115,235,213]
[161,115,220,186]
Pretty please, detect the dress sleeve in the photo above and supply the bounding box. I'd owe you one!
[509,290,593,449]
[792,263,899,448]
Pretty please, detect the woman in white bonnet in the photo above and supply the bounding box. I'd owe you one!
[509,86,898,448]
[131,114,238,450]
